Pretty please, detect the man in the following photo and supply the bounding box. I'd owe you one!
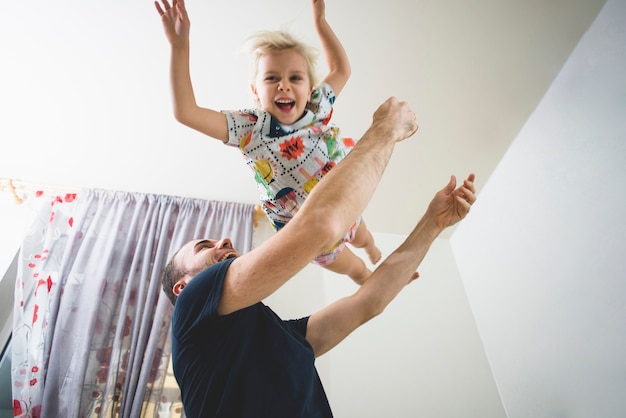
[161,97,476,417]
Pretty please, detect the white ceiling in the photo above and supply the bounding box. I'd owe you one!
[332,0,608,237]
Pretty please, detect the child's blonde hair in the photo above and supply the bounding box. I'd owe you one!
[244,30,320,90]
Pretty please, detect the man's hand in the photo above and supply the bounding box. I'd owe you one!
[154,0,190,48]
[427,174,477,230]
[371,97,419,143]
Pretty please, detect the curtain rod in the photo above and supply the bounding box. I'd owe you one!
[0,177,80,205]
[1,177,266,227]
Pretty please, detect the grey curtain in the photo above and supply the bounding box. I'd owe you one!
[12,189,255,417]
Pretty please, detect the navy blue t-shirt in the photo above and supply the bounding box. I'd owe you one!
[171,258,333,417]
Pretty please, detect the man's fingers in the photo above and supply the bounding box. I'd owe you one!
[456,196,471,216]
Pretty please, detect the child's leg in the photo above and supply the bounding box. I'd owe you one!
[350,219,382,264]
[323,247,372,285]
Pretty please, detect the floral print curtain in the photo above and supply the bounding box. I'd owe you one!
[12,189,255,417]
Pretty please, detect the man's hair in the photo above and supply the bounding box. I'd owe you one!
[244,29,320,101]
[161,248,185,306]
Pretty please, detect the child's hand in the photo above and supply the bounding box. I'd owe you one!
[154,0,190,47]
[311,0,326,24]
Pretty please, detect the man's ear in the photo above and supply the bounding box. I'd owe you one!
[173,280,186,296]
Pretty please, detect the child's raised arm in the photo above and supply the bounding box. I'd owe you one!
[312,0,351,97]
[155,0,228,143]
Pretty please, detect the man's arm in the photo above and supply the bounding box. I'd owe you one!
[313,0,351,96]
[306,174,477,357]
[218,98,418,315]
[155,0,229,142]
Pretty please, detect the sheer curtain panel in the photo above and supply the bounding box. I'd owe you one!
[12,189,255,418]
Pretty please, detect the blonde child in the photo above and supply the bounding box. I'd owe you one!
[155,0,382,284]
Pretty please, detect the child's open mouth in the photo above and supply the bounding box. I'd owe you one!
[275,99,295,111]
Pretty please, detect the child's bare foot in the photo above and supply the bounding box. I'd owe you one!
[365,244,382,264]
[351,220,381,264]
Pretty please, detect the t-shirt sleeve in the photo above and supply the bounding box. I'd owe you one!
[172,258,236,335]
[315,82,336,106]
[306,82,336,123]
[222,109,259,148]
[286,316,310,338]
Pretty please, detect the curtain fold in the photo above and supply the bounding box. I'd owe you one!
[12,189,255,418]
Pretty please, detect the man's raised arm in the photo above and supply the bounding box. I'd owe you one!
[307,173,477,357]
[219,97,418,315]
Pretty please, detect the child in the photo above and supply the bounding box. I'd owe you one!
[155,0,381,284]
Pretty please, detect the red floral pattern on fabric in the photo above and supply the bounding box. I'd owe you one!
[10,190,237,417]
[12,194,75,418]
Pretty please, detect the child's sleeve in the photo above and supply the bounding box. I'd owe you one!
[308,83,336,121]
[222,109,259,149]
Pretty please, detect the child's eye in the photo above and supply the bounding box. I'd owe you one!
[265,76,279,82]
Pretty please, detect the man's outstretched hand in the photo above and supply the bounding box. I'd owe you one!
[427,173,477,230]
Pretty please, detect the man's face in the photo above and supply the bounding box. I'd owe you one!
[173,238,239,294]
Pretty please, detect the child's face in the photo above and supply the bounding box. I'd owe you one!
[252,49,313,125]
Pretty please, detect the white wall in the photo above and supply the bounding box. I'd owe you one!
[267,229,506,417]
[451,1,626,417]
